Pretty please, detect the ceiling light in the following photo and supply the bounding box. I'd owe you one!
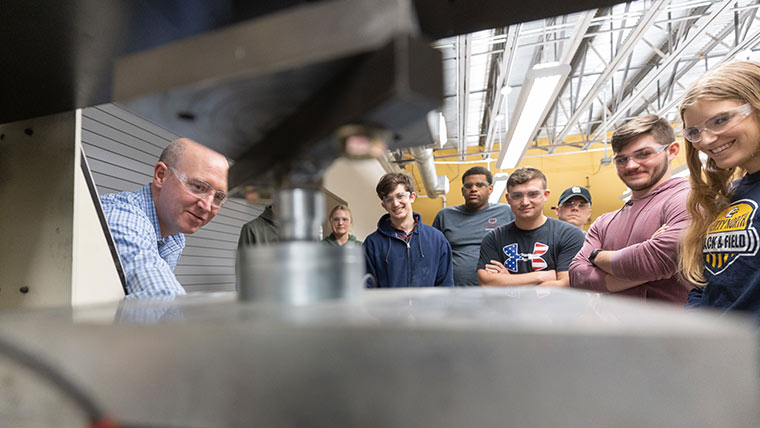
[426,110,448,148]
[489,173,509,204]
[438,112,448,148]
[496,63,570,170]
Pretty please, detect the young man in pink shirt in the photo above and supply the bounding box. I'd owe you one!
[569,115,692,303]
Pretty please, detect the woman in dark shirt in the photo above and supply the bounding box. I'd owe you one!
[680,60,760,318]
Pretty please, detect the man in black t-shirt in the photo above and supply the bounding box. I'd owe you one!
[477,167,585,287]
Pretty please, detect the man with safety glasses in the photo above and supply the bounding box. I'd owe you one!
[363,172,453,287]
[432,166,514,285]
[554,186,592,229]
[100,138,229,298]
[477,167,585,287]
[569,115,692,303]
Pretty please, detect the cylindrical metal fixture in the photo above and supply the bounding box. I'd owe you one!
[237,242,364,305]
[275,188,324,241]
[409,146,444,198]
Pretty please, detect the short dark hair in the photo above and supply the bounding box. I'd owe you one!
[506,166,547,191]
[610,115,675,153]
[462,166,493,185]
[376,173,415,200]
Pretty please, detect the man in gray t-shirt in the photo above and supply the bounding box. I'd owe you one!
[433,167,514,286]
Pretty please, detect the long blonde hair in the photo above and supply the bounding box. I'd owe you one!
[679,61,760,284]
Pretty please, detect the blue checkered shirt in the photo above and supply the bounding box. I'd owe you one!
[100,184,186,298]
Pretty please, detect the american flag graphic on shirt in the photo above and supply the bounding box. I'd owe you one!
[502,242,549,272]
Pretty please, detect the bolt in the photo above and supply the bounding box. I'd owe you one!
[24,128,33,136]
[19,286,29,294]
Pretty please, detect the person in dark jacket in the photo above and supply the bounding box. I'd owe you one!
[363,173,454,288]
[238,205,278,246]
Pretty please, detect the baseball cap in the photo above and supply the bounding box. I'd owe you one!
[558,186,591,206]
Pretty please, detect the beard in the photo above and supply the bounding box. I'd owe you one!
[620,156,669,192]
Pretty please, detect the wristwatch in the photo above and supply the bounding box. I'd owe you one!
[589,249,602,266]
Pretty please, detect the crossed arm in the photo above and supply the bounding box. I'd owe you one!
[478,264,561,287]
[586,225,670,292]
[569,205,688,293]
[476,225,583,287]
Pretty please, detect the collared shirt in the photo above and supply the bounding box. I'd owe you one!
[100,184,186,298]
[394,219,419,245]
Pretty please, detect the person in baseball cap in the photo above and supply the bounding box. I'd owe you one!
[554,186,592,229]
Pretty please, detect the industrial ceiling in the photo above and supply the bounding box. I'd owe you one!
[434,0,760,166]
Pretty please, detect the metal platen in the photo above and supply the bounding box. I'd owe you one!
[114,0,441,191]
[1,0,629,126]
[0,288,756,427]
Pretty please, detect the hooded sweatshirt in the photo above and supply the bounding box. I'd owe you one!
[323,233,362,246]
[363,212,454,288]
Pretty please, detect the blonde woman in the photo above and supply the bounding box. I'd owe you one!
[323,204,362,246]
[680,60,760,317]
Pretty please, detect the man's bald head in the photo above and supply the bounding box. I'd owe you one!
[159,138,228,170]
[152,138,230,237]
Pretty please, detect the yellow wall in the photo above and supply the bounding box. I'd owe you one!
[409,140,687,230]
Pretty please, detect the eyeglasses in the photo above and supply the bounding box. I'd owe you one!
[613,143,670,168]
[169,167,228,208]
[463,181,489,190]
[331,215,350,223]
[508,191,544,201]
[559,200,590,209]
[683,103,753,143]
[381,191,411,205]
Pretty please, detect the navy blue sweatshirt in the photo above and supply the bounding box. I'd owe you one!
[363,212,454,288]
[688,170,760,320]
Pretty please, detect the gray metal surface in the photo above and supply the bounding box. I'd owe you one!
[0,112,124,307]
[237,242,364,304]
[0,288,755,427]
[0,113,77,306]
[276,188,325,241]
[113,0,419,104]
[0,0,631,126]
[121,26,444,189]
[225,35,440,189]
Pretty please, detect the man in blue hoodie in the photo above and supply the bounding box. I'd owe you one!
[363,173,454,288]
